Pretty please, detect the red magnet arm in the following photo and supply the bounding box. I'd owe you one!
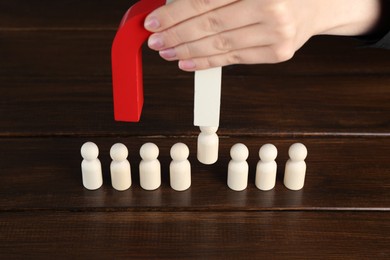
[112,0,165,122]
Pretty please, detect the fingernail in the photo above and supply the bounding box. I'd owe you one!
[179,60,196,70]
[148,34,164,50]
[159,48,177,60]
[144,17,160,30]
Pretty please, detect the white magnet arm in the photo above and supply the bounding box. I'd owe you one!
[164,0,222,127]
[194,67,222,127]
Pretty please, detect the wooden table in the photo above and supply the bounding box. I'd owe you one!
[1,1,389,258]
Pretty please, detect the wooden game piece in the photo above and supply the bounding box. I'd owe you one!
[227,143,249,191]
[255,144,278,191]
[139,142,161,190]
[110,143,132,191]
[80,142,103,190]
[197,126,219,165]
[284,143,308,191]
[170,143,191,191]
[194,67,222,127]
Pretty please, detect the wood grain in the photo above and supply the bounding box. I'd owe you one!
[0,0,136,29]
[1,1,389,258]
[0,75,389,136]
[0,137,389,210]
[0,212,388,259]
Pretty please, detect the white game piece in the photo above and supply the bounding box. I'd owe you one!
[284,143,308,191]
[170,143,191,191]
[110,143,132,191]
[255,144,278,191]
[197,126,219,165]
[139,142,161,190]
[80,142,103,190]
[227,143,249,191]
[194,67,222,127]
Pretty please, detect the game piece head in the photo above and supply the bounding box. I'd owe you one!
[259,143,278,162]
[80,142,99,160]
[230,143,249,161]
[140,142,159,160]
[170,142,189,161]
[199,126,218,134]
[288,143,307,161]
[110,143,128,161]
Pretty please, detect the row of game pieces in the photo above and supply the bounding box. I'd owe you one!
[81,142,192,192]
[228,142,307,191]
[81,132,307,192]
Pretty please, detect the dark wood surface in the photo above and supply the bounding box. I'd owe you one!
[0,1,389,259]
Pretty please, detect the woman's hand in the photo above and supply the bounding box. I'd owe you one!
[144,0,382,71]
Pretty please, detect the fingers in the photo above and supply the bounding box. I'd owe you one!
[159,24,275,61]
[147,0,261,51]
[144,0,239,32]
[144,0,303,71]
[178,44,296,71]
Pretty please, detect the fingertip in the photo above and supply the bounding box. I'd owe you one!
[178,60,197,71]
[144,16,160,31]
[159,48,177,60]
[148,34,164,50]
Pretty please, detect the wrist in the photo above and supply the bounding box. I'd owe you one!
[315,0,382,36]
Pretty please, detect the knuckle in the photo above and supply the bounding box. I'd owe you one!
[181,44,192,59]
[268,3,292,26]
[227,51,242,65]
[272,45,295,62]
[275,24,297,41]
[180,43,196,59]
[164,28,182,46]
[203,13,222,33]
[267,4,282,19]
[203,57,214,69]
[213,34,231,52]
[191,0,212,12]
[204,56,222,68]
